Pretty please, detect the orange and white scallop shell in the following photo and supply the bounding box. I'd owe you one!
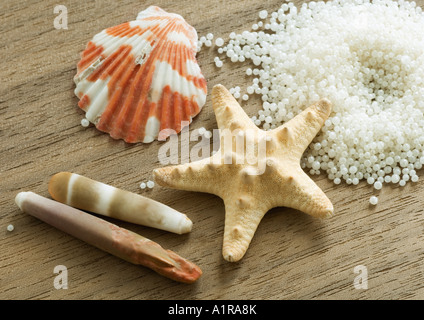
[74,6,207,143]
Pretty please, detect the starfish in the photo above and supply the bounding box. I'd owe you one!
[153,84,334,262]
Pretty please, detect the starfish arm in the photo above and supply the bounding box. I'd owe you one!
[212,84,258,131]
[153,157,223,196]
[275,167,333,218]
[221,197,269,262]
[272,98,332,159]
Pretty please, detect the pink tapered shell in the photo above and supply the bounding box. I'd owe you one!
[74,6,207,143]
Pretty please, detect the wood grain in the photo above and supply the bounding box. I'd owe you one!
[1,0,424,300]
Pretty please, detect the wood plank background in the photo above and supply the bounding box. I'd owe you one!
[1,0,424,300]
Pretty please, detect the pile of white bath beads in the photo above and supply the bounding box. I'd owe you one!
[216,0,424,189]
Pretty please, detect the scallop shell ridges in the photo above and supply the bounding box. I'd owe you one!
[74,6,207,143]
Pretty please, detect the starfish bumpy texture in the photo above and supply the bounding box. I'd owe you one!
[153,84,333,262]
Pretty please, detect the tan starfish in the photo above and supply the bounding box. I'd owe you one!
[153,84,334,262]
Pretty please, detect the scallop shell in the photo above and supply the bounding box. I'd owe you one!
[74,6,207,143]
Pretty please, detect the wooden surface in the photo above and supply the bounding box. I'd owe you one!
[1,0,424,300]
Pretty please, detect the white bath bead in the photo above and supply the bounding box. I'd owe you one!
[374,181,383,190]
[314,143,321,151]
[369,196,378,205]
[146,180,155,189]
[215,37,224,47]
[7,224,14,232]
[391,174,400,184]
[400,159,408,167]
[349,166,358,174]
[206,33,214,40]
[253,57,261,66]
[81,118,90,127]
